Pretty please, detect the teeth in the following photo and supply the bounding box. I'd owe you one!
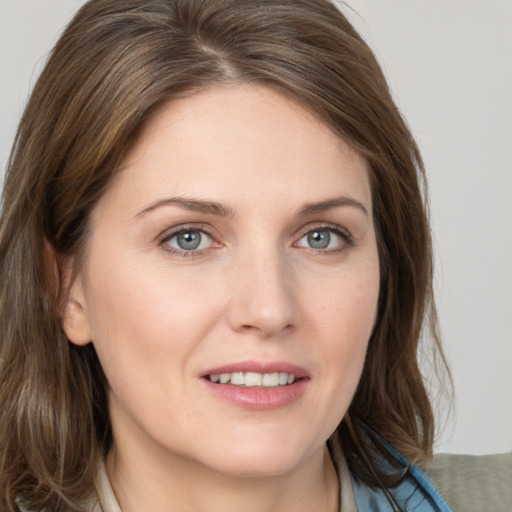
[244,372,262,387]
[262,373,279,387]
[231,372,245,385]
[207,371,296,387]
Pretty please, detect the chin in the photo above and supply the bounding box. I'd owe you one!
[195,434,319,479]
[210,454,305,479]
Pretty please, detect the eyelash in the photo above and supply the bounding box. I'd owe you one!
[158,223,353,257]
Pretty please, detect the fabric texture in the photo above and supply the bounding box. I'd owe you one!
[425,452,512,512]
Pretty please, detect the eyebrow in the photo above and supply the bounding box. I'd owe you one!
[134,197,235,219]
[298,196,369,217]
[134,194,368,220]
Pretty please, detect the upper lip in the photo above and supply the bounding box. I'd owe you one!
[201,360,309,379]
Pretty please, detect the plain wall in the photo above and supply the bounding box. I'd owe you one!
[1,0,511,455]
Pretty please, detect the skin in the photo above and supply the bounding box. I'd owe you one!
[63,84,380,512]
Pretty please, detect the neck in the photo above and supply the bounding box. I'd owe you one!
[106,441,339,512]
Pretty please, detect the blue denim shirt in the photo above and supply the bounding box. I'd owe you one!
[351,445,452,512]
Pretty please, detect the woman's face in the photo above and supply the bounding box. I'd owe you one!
[64,84,380,477]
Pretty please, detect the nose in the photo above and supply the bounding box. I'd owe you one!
[227,249,297,339]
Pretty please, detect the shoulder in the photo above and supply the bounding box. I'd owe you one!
[424,452,512,512]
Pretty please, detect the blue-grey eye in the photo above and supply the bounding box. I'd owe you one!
[166,230,212,251]
[298,228,343,250]
[307,230,331,249]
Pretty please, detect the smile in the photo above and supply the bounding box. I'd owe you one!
[207,372,296,387]
[201,361,309,410]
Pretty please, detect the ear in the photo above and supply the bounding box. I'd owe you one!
[45,240,93,346]
[62,276,93,346]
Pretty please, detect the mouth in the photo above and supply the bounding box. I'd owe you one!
[201,362,309,410]
[205,371,298,388]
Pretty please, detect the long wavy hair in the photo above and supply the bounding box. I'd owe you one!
[0,0,448,509]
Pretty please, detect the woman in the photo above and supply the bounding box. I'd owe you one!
[0,0,451,510]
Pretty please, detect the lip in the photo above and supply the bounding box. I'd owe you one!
[200,360,310,411]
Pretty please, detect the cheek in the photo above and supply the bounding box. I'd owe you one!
[85,251,214,335]
[81,259,211,387]
[81,271,217,434]
[81,253,238,401]
[309,258,380,386]
[317,261,379,340]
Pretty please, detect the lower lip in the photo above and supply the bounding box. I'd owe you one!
[202,378,309,411]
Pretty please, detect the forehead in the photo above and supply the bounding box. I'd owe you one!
[99,84,372,218]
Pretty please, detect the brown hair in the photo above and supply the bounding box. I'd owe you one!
[0,0,448,509]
